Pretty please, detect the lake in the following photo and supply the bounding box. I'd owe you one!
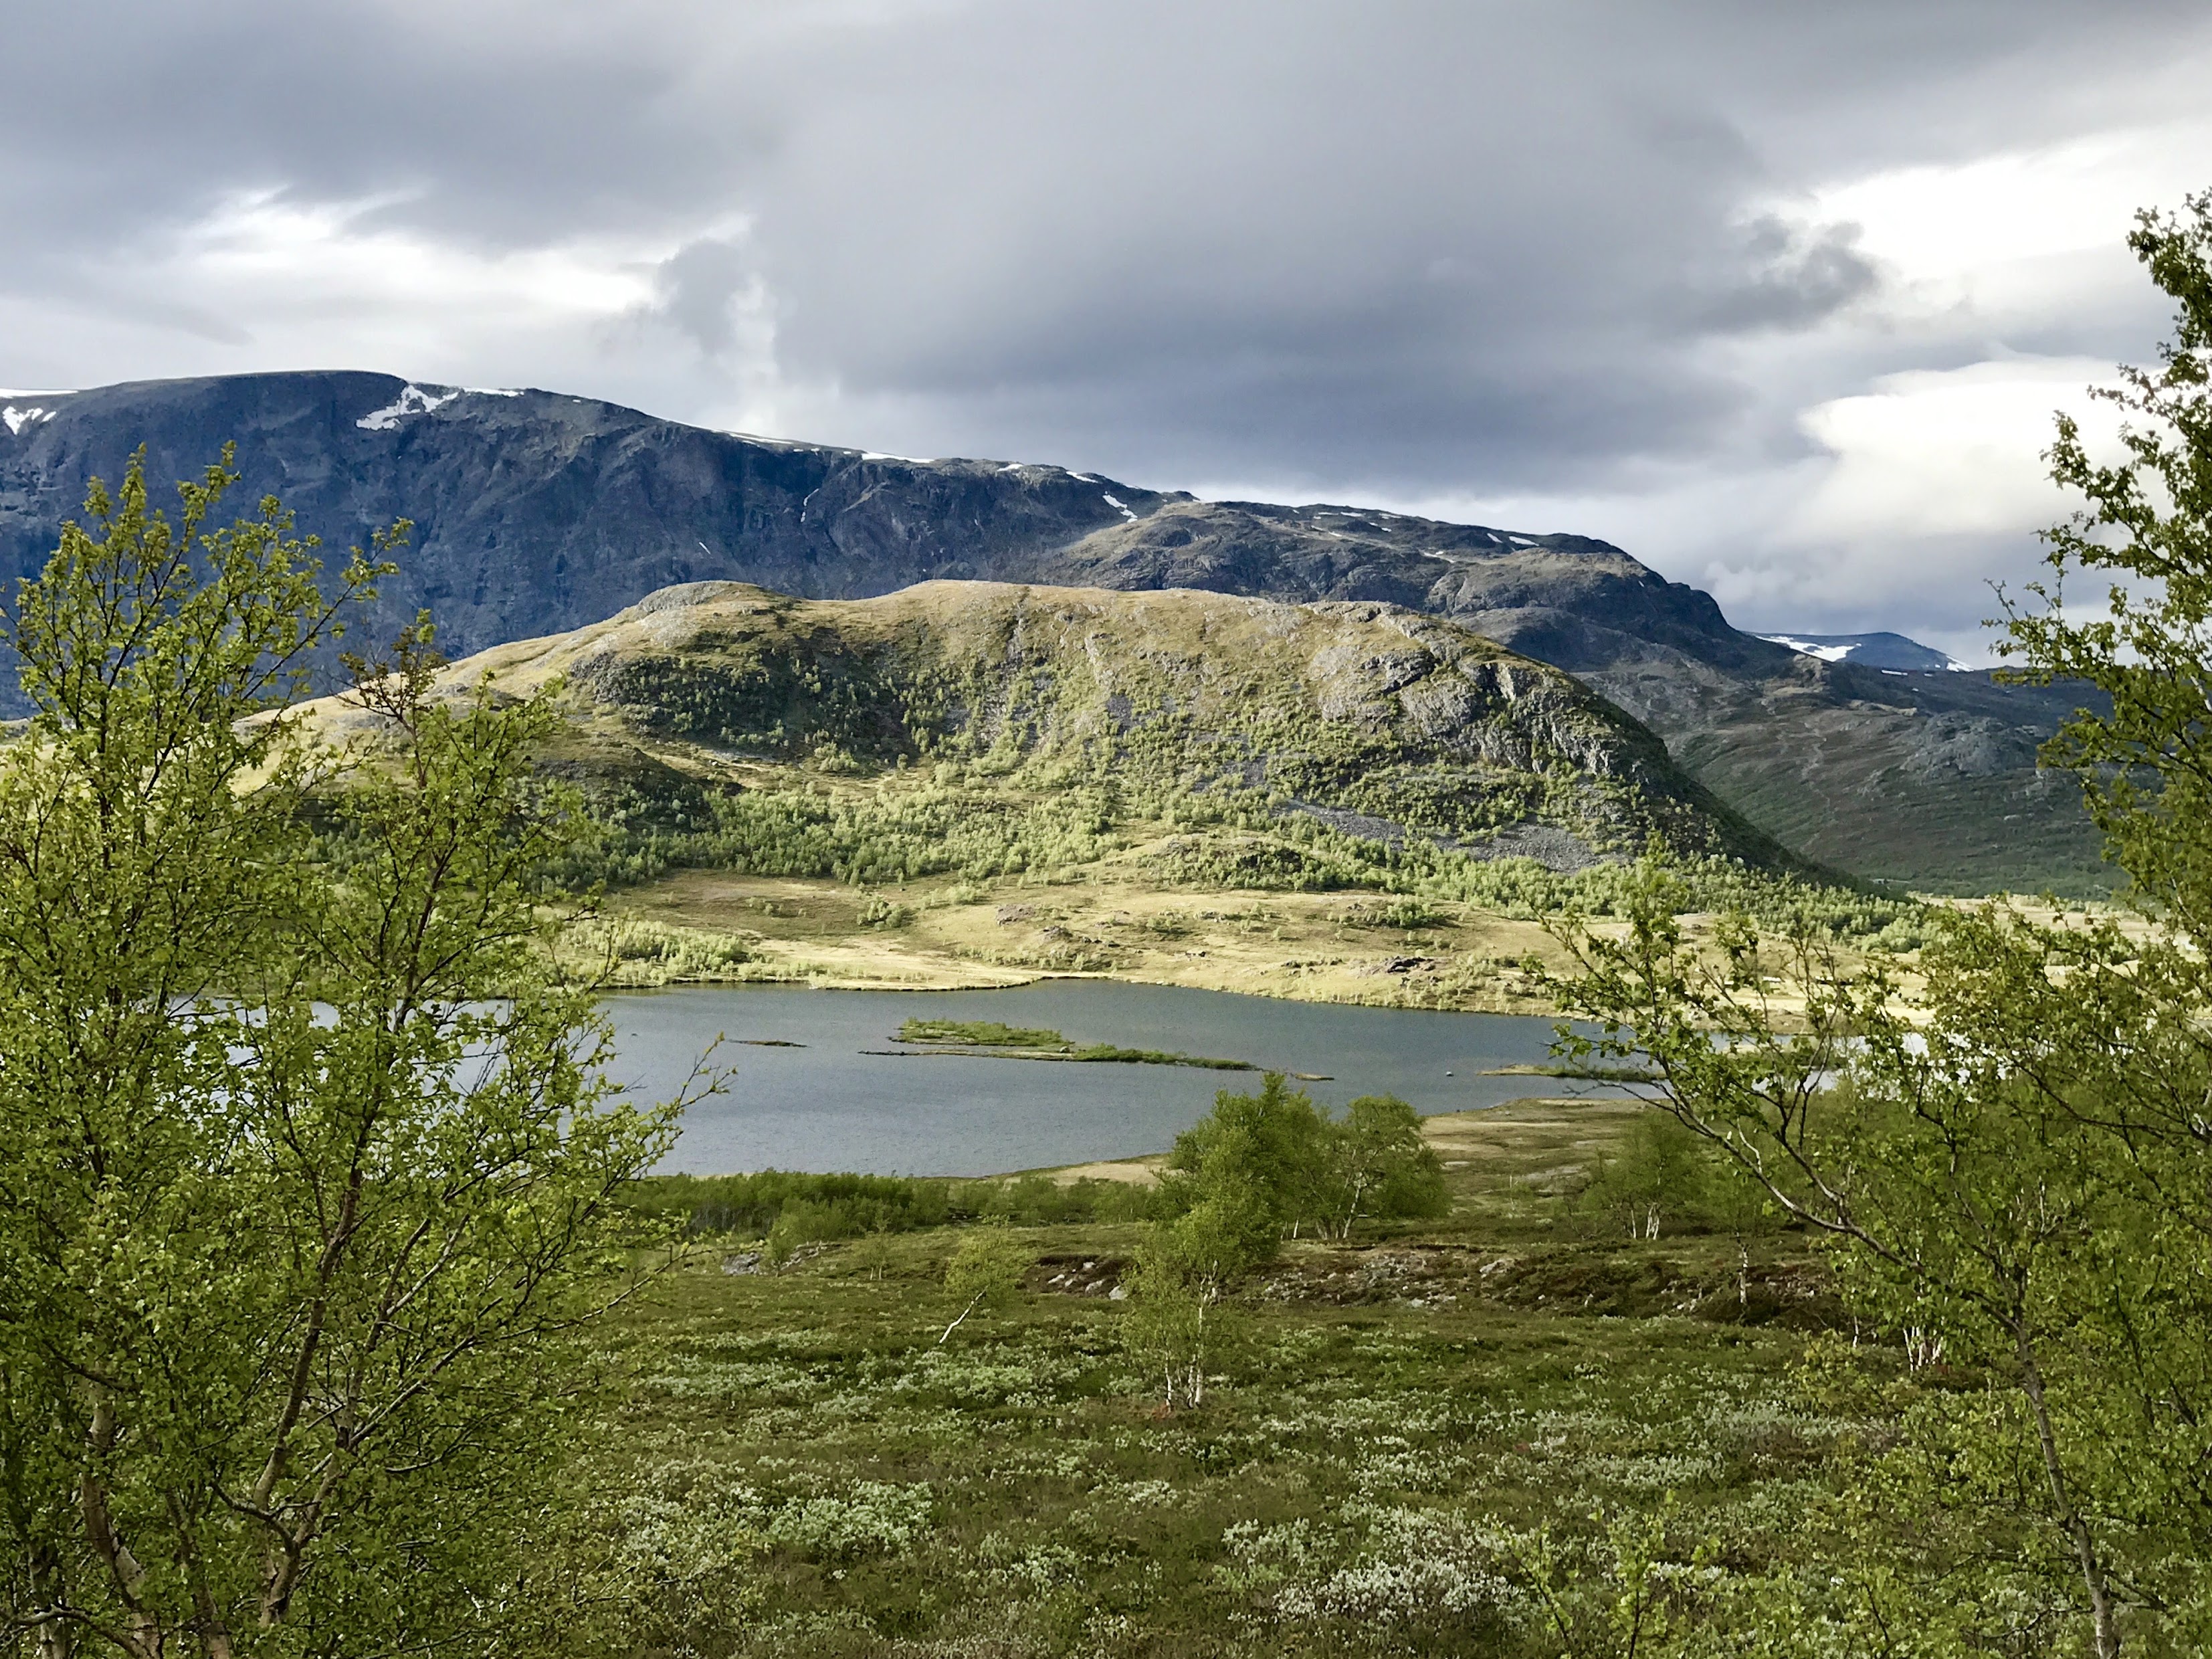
[605,980,1631,1175]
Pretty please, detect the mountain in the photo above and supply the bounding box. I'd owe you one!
[0,371,2105,892]
[294,577,1806,881]
[0,373,1740,674]
[1759,631,1971,673]
[276,579,1843,1007]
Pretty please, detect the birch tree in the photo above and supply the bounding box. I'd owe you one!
[1544,193,2212,1658]
[0,453,690,1659]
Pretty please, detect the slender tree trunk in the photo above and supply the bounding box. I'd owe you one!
[80,1401,161,1659]
[31,1549,71,1659]
[2014,1326,2120,1658]
[937,1289,989,1345]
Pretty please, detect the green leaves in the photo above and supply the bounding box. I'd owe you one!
[1322,1094,1449,1238]
[0,455,689,1659]
[1546,854,2212,1649]
[938,1226,1033,1345]
[2001,189,2212,932]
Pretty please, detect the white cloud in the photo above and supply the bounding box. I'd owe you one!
[29,189,699,395]
[169,189,657,343]
[1745,118,2212,362]
[12,187,812,433]
[1805,125,2211,288]
[1784,357,2112,543]
[1293,357,2122,663]
[5,3,2212,662]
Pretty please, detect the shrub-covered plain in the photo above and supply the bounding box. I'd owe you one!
[575,1099,2021,1658]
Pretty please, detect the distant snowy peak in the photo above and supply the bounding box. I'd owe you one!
[1761,631,1973,673]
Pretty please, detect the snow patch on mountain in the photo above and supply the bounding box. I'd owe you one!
[1761,631,1973,672]
[357,384,461,430]
[1763,634,1855,663]
[2,405,58,436]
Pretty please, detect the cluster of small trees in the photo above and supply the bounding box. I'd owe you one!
[910,1076,1451,1411]
[557,761,1928,941]
[1573,1114,1775,1244]
[1126,1077,1448,1408]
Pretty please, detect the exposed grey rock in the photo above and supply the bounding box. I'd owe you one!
[1454,823,1604,872]
[0,372,1756,704]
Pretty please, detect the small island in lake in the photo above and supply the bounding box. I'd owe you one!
[887,1017,1260,1071]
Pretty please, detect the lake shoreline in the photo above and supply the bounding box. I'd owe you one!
[601,961,1579,1019]
[603,981,1633,1178]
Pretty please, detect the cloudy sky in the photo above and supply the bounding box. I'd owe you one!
[5,1,2210,660]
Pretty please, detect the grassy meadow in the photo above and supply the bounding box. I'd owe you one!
[575,1098,1911,1658]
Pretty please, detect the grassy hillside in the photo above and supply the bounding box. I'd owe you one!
[1587,651,2110,896]
[296,580,1922,1005]
[348,577,1804,868]
[535,581,1793,857]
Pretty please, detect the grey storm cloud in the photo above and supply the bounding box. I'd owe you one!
[644,237,771,359]
[4,0,2212,642]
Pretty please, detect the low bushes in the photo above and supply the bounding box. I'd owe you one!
[626,1167,1154,1245]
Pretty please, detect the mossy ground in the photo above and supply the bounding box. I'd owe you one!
[579,1099,1879,1657]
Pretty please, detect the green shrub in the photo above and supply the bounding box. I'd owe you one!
[632,1171,954,1239]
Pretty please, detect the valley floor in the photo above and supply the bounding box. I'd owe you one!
[592,870,1582,1013]
[578,1099,1889,1658]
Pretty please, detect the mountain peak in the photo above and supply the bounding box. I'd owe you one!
[1758,631,1973,673]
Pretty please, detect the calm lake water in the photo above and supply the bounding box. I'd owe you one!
[605,981,1627,1175]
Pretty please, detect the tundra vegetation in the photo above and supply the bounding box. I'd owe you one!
[6,195,2212,1659]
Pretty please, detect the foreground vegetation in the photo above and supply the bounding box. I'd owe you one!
[565,1100,1959,1658]
[1532,193,2212,1656]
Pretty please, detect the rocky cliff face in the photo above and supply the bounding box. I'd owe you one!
[0,372,1744,674]
[0,371,2102,890]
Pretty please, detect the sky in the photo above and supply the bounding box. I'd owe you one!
[5,1,2210,663]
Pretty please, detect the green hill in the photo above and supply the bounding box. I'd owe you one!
[366,579,1805,876]
[9,373,2100,893]
[292,579,1918,1007]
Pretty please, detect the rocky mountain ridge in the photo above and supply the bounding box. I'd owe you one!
[0,371,2104,891]
[1757,631,1971,673]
